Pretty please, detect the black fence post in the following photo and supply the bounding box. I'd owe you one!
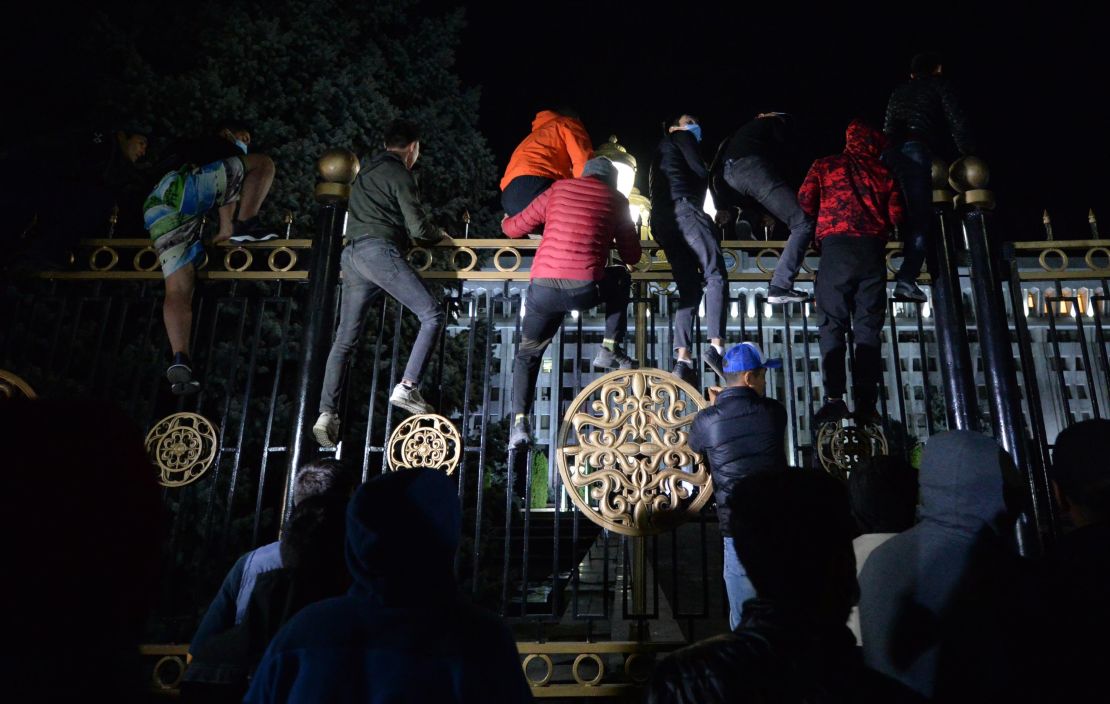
[955,158,1043,554]
[285,148,360,516]
[928,158,981,432]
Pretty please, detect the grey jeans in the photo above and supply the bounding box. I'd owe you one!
[319,238,444,414]
[724,155,814,290]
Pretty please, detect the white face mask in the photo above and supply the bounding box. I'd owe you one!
[234,139,249,154]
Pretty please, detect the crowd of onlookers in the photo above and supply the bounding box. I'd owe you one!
[4,396,1107,702]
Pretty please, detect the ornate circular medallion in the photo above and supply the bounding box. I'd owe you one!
[145,413,219,488]
[816,421,889,480]
[386,414,462,475]
[0,369,37,400]
[555,369,711,536]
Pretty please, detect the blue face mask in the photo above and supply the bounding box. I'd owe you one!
[685,124,703,142]
[234,139,248,154]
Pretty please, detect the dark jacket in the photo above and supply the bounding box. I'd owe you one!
[858,431,1031,701]
[884,75,975,155]
[798,120,905,243]
[689,387,787,535]
[346,151,444,251]
[724,116,792,162]
[649,129,708,206]
[647,600,922,704]
[245,469,532,704]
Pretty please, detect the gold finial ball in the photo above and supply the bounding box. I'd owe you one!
[948,156,989,193]
[317,148,360,184]
[930,158,950,190]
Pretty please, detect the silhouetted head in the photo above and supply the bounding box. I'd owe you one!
[1051,419,1110,527]
[848,455,919,534]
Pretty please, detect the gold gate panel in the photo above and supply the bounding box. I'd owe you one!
[145,412,219,488]
[386,413,462,475]
[556,369,712,536]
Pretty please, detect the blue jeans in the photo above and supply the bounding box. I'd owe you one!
[723,536,756,630]
[883,141,933,284]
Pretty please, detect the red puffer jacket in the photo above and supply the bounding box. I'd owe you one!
[798,119,905,243]
[502,175,641,282]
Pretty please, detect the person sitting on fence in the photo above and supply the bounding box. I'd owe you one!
[188,458,353,659]
[647,468,919,704]
[313,118,448,449]
[845,455,919,645]
[245,467,532,704]
[718,112,814,305]
[183,493,350,703]
[500,106,594,216]
[649,114,729,387]
[1038,419,1110,700]
[144,122,278,394]
[501,156,642,450]
[803,119,905,426]
[688,342,787,629]
[858,430,1034,701]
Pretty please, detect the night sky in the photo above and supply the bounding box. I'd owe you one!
[3,1,1106,241]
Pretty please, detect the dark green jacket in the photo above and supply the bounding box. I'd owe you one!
[346,151,443,250]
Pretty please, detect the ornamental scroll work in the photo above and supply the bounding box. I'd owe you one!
[816,421,888,481]
[0,370,37,399]
[556,370,712,536]
[386,414,462,475]
[145,413,219,488]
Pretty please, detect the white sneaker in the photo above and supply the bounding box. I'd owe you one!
[389,383,434,415]
[313,412,340,448]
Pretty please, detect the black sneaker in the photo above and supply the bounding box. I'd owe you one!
[767,285,810,304]
[703,346,726,378]
[892,281,928,303]
[593,345,637,370]
[230,216,279,243]
[672,360,698,388]
[509,416,533,450]
[814,398,849,425]
[166,352,200,395]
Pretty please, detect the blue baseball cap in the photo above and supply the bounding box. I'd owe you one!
[723,342,782,372]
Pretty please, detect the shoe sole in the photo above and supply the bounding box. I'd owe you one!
[390,397,433,415]
[229,233,280,243]
[312,424,338,449]
[767,295,809,304]
[166,364,193,384]
[593,359,639,371]
[171,380,200,396]
[704,357,726,379]
[892,295,928,303]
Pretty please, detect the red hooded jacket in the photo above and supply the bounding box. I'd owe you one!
[798,120,905,244]
[502,175,641,282]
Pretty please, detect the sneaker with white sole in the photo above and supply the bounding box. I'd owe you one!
[166,352,200,395]
[592,345,637,370]
[229,216,280,243]
[767,285,811,304]
[389,383,434,415]
[313,411,340,449]
[509,416,533,450]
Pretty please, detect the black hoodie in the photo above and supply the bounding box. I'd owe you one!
[246,469,532,703]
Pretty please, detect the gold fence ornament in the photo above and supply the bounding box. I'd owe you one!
[0,370,37,399]
[386,413,462,475]
[145,412,219,488]
[815,421,889,481]
[556,369,712,536]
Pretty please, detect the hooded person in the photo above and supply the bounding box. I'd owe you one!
[803,119,904,426]
[500,108,594,215]
[501,155,642,450]
[858,431,1033,701]
[244,468,532,704]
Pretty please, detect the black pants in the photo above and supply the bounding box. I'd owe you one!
[501,176,555,216]
[651,199,727,351]
[815,236,887,404]
[511,267,631,416]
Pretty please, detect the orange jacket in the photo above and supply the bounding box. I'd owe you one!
[500,111,594,190]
